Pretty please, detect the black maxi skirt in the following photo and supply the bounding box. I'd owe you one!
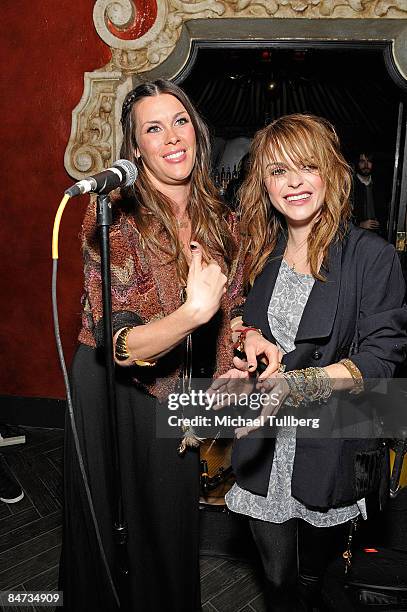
[59,344,200,612]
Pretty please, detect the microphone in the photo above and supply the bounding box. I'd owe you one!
[65,159,138,197]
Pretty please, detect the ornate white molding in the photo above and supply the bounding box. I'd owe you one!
[93,0,407,73]
[234,0,407,17]
[64,0,407,179]
[94,1,226,75]
[65,71,121,178]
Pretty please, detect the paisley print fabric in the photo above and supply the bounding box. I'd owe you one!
[226,260,365,526]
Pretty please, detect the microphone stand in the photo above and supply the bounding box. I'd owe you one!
[97,194,129,607]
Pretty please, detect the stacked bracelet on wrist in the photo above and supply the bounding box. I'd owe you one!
[233,327,263,354]
[283,367,333,408]
[230,317,243,332]
[115,327,157,367]
[339,359,364,395]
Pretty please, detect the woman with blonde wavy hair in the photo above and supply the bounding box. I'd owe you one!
[214,114,407,610]
[60,80,242,612]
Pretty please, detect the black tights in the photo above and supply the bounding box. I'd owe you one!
[249,518,347,612]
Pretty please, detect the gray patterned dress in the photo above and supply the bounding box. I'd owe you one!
[226,259,366,526]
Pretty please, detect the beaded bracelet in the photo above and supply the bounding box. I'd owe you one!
[283,367,333,408]
[115,327,157,367]
[233,327,263,354]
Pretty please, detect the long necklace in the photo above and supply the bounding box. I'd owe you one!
[176,214,192,260]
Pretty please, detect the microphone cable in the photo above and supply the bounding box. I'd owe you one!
[52,195,120,607]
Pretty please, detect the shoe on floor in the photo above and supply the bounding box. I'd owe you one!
[0,424,26,447]
[0,455,24,503]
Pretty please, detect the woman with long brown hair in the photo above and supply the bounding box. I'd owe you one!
[214,114,407,610]
[60,80,242,611]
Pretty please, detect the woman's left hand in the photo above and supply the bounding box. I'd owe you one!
[235,373,290,439]
[206,367,255,410]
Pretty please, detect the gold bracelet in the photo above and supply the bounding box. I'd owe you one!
[339,359,364,394]
[115,327,157,367]
[115,327,132,361]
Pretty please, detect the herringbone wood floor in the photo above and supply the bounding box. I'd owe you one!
[0,427,266,612]
[0,428,62,612]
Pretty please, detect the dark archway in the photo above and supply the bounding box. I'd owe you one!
[181,47,401,149]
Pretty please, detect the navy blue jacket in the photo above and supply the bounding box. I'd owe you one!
[232,224,407,509]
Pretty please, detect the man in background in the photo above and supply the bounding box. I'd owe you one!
[352,151,387,236]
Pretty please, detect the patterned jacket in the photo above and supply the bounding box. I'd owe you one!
[78,197,243,401]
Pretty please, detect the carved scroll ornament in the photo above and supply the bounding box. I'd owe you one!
[94,0,407,74]
[64,0,407,179]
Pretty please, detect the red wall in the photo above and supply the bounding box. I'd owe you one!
[0,2,111,398]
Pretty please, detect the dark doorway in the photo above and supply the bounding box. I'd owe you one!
[180,46,406,242]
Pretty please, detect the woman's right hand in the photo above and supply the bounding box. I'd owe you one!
[233,332,283,378]
[184,242,227,325]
